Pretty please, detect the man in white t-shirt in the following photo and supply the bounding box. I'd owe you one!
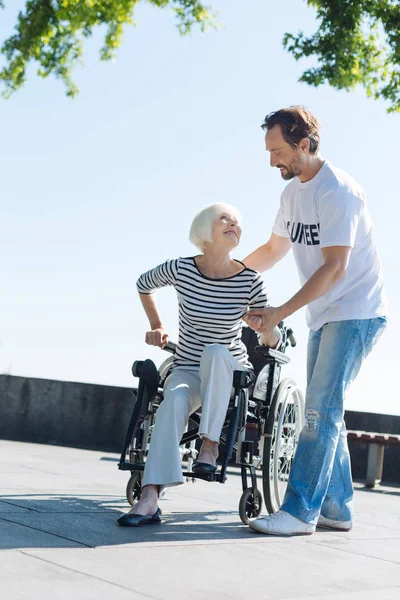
[243,106,387,536]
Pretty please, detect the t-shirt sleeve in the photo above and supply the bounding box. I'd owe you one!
[272,195,290,238]
[248,272,269,309]
[136,258,179,294]
[318,190,363,248]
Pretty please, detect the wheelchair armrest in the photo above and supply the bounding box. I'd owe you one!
[254,345,291,365]
[233,370,253,389]
[131,359,160,397]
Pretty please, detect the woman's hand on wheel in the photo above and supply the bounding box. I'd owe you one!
[145,328,169,348]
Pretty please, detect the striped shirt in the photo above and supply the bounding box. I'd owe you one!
[136,256,268,370]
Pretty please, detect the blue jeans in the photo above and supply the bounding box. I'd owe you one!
[281,317,387,525]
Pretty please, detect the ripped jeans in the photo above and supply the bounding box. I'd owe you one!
[281,317,387,525]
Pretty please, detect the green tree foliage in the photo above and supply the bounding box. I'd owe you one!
[284,0,400,113]
[1,1,399,111]
[0,0,215,98]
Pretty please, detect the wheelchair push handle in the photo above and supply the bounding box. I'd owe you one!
[163,341,177,354]
[278,322,296,348]
[286,328,296,347]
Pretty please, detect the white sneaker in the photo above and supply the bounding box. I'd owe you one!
[317,515,352,531]
[248,510,315,536]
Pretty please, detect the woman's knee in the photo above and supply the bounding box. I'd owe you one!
[158,389,192,420]
[200,343,230,365]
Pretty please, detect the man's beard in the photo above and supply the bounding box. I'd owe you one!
[277,162,302,181]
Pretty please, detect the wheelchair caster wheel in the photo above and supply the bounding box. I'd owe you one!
[126,472,142,506]
[239,487,263,525]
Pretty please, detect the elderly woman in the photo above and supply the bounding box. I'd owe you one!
[118,203,280,526]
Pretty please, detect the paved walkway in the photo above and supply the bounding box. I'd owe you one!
[1,440,399,599]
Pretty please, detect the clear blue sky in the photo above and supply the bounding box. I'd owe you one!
[1,0,399,415]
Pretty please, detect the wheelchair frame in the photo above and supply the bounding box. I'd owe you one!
[118,324,304,524]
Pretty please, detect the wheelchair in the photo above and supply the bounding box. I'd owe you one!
[118,323,304,524]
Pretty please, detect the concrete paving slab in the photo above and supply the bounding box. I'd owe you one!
[0,519,83,549]
[0,550,146,600]
[355,513,400,532]
[312,537,400,564]
[1,440,399,600]
[24,542,400,600]
[0,493,126,513]
[5,505,363,550]
[314,519,400,540]
[292,589,400,600]
[0,507,276,548]
[0,500,31,513]
[351,507,400,533]
[354,487,400,513]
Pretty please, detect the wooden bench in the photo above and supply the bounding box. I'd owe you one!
[347,430,400,488]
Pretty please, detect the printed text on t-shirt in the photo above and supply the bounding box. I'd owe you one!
[287,221,320,245]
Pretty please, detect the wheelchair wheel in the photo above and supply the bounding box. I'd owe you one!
[238,487,263,525]
[262,378,304,514]
[126,472,142,506]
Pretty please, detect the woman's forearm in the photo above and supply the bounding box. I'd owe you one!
[259,326,281,348]
[139,293,164,329]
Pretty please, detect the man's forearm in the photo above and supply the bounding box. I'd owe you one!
[243,235,291,273]
[243,243,280,272]
[277,262,345,321]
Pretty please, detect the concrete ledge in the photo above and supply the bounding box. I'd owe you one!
[1,374,399,483]
[0,374,134,453]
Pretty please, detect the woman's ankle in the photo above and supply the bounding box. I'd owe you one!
[141,484,159,501]
[201,439,219,459]
[197,439,219,465]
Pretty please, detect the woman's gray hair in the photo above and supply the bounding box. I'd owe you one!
[189,203,242,252]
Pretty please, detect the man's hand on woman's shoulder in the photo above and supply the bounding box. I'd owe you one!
[145,328,169,348]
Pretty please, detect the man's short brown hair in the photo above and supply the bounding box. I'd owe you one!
[261,106,321,155]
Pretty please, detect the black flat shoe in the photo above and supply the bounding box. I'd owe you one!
[117,508,162,527]
[192,461,217,474]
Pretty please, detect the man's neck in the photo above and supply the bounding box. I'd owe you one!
[298,156,325,183]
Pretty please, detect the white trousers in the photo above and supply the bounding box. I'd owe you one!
[142,344,246,488]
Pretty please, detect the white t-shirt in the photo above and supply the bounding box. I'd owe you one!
[272,161,387,331]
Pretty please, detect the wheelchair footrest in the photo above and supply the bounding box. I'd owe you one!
[118,462,145,471]
[118,463,225,483]
[183,471,225,483]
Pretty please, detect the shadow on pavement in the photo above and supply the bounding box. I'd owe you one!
[355,485,400,497]
[0,493,254,550]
